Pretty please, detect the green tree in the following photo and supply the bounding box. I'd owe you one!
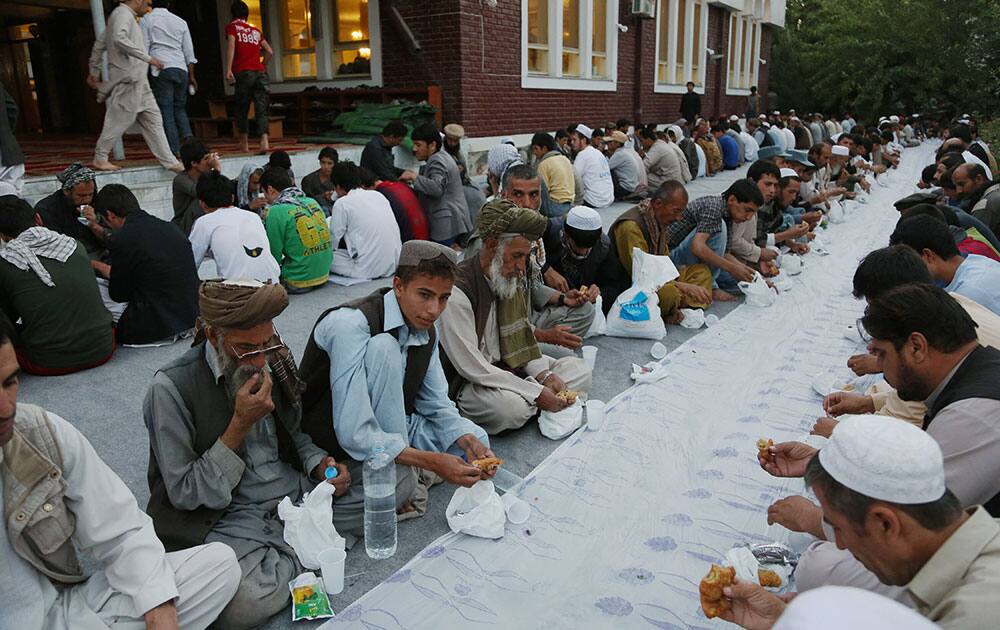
[770,0,1000,122]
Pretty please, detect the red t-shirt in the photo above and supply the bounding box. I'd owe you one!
[226,19,266,73]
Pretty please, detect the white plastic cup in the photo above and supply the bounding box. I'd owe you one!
[501,493,531,524]
[581,345,598,368]
[705,314,720,327]
[585,399,606,430]
[318,547,347,595]
[491,467,525,493]
[650,341,667,360]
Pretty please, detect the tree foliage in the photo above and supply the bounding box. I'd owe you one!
[770,0,1000,121]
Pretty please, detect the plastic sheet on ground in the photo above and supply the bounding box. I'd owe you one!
[320,146,933,629]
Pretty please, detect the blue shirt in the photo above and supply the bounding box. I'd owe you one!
[313,291,488,462]
[947,254,1000,315]
[718,134,740,169]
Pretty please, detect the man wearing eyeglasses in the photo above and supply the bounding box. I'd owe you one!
[143,280,350,629]
[301,240,495,519]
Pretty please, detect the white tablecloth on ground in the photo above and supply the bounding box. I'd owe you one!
[321,146,932,629]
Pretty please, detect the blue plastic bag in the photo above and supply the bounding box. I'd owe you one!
[619,291,651,322]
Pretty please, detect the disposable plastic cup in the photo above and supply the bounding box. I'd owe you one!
[318,547,347,595]
[490,467,525,493]
[705,314,720,327]
[501,493,531,524]
[650,341,667,360]
[581,345,598,369]
[585,399,606,430]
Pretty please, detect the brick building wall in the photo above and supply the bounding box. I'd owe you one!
[378,1,776,138]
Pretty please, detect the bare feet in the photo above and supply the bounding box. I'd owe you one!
[93,160,121,171]
[165,162,183,173]
[396,500,416,515]
[712,288,738,302]
[259,134,270,153]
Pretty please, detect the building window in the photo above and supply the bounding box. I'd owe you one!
[280,0,316,79]
[726,12,760,94]
[333,0,372,76]
[654,0,709,93]
[522,0,618,91]
[526,0,550,73]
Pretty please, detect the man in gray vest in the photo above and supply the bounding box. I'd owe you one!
[143,280,351,629]
[0,330,240,628]
[301,240,494,517]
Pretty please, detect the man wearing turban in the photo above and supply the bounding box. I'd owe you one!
[33,163,108,259]
[143,279,351,628]
[437,200,592,434]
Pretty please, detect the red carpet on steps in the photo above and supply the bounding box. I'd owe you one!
[19,134,327,177]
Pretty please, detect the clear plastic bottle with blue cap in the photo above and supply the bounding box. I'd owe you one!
[363,438,397,559]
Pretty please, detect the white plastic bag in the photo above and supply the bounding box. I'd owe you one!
[606,249,679,340]
[584,295,606,338]
[539,400,584,439]
[277,482,345,570]
[738,272,778,308]
[446,480,506,539]
[678,308,705,329]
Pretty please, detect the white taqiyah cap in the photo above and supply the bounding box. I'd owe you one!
[962,151,993,180]
[831,132,843,142]
[728,114,739,122]
[890,115,900,123]
[831,145,850,156]
[779,168,799,179]
[818,415,946,504]
[774,586,939,630]
[575,124,594,139]
[566,206,603,231]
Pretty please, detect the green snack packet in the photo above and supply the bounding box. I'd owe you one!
[289,572,335,621]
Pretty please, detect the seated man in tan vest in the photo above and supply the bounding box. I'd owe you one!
[0,330,240,628]
[300,240,494,517]
[437,199,592,434]
[143,280,351,629]
[600,180,713,325]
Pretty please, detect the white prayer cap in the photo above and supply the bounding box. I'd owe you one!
[958,119,972,126]
[566,206,603,231]
[962,151,993,181]
[779,168,799,179]
[771,110,781,115]
[818,415,946,504]
[728,114,739,122]
[575,124,594,139]
[830,132,843,142]
[831,145,850,157]
[758,114,767,120]
[890,115,900,123]
[667,125,684,141]
[774,586,938,630]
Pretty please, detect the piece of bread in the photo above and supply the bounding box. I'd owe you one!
[699,564,736,619]
[757,438,774,460]
[758,568,782,588]
[556,390,579,404]
[471,456,503,473]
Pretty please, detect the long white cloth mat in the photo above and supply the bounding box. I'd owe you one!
[321,146,932,629]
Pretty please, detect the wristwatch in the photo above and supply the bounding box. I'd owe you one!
[557,293,566,307]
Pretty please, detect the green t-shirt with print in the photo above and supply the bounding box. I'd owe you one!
[264,196,333,288]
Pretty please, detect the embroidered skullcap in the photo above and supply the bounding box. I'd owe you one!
[575,124,594,139]
[831,145,850,156]
[566,206,602,231]
[818,415,946,504]
[443,124,465,140]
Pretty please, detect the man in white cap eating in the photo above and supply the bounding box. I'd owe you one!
[724,415,1000,629]
[541,205,611,299]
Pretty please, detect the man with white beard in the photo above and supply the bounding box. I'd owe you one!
[437,199,592,434]
[143,280,352,628]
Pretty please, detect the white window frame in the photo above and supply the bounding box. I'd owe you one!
[218,0,383,94]
[520,0,619,91]
[653,0,710,94]
[725,11,762,96]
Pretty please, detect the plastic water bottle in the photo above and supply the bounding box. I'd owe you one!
[363,444,397,559]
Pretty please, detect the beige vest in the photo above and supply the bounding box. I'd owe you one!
[2,404,85,584]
